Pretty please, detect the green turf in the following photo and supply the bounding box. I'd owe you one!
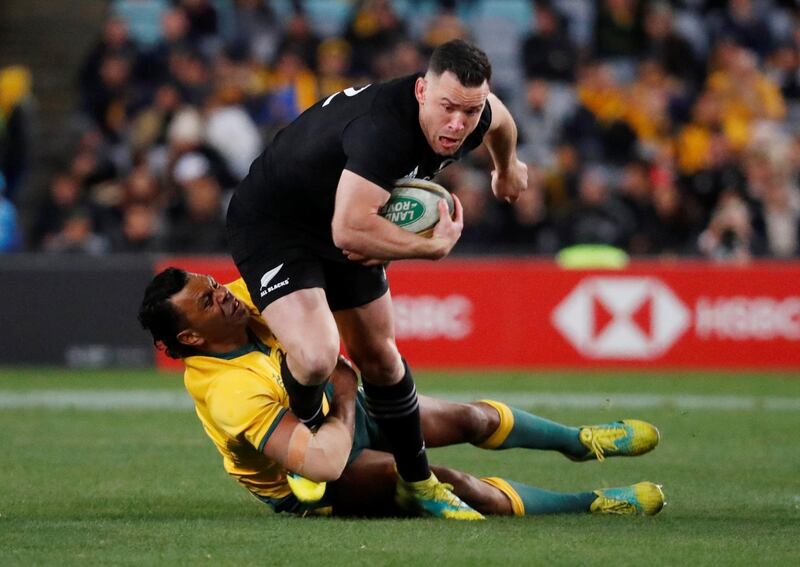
[1,369,798,566]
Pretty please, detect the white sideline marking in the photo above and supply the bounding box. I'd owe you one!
[0,390,798,411]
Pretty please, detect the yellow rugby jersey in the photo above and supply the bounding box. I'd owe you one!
[182,278,302,500]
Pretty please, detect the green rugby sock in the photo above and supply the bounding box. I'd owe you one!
[505,480,596,515]
[499,407,585,458]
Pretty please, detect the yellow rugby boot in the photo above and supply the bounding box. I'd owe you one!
[590,482,665,516]
[396,473,485,520]
[573,419,660,462]
[287,473,327,503]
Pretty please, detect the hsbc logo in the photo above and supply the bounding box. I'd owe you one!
[552,277,691,359]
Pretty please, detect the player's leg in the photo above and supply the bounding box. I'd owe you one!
[328,266,480,520]
[419,397,659,460]
[226,207,339,426]
[261,288,340,425]
[334,292,433,480]
[329,450,663,517]
[419,397,584,456]
[474,400,660,461]
[327,449,512,517]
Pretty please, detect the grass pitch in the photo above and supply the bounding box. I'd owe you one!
[1,369,798,566]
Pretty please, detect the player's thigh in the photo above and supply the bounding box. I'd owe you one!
[333,291,403,383]
[262,287,340,375]
[418,396,497,448]
[228,218,340,371]
[328,449,401,517]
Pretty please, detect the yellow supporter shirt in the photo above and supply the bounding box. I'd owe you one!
[182,278,298,500]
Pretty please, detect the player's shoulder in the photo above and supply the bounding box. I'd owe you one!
[369,74,419,124]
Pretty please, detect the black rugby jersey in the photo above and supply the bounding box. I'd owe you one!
[234,74,492,238]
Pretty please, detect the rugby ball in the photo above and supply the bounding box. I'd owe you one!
[380,178,455,237]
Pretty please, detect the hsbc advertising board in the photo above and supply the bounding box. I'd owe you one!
[156,257,800,370]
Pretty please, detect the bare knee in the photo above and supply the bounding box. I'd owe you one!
[349,343,403,385]
[467,402,501,444]
[289,341,340,384]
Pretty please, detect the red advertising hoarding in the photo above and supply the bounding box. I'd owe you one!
[156,257,800,370]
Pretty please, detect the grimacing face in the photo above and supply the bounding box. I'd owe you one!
[170,273,250,349]
[415,70,489,156]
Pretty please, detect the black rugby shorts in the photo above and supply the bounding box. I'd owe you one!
[227,195,389,312]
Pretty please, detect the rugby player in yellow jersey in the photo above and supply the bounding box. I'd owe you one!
[137,267,665,518]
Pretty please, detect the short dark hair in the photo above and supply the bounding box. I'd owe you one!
[428,40,491,87]
[138,267,191,359]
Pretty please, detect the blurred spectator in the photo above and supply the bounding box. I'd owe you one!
[541,142,580,215]
[521,1,578,83]
[758,179,800,257]
[167,174,227,252]
[567,63,637,164]
[257,49,318,129]
[559,167,635,248]
[617,160,653,254]
[505,165,561,254]
[593,0,645,64]
[80,17,139,106]
[82,53,137,142]
[642,2,700,87]
[0,65,34,201]
[204,87,262,180]
[706,43,786,131]
[344,0,407,76]
[644,179,695,256]
[130,82,184,156]
[447,166,505,252]
[277,8,321,71]
[625,60,677,158]
[110,203,165,252]
[178,0,219,49]
[420,4,470,54]
[137,7,193,88]
[697,190,756,261]
[315,39,354,98]
[229,0,281,65]
[0,172,21,252]
[111,0,170,50]
[42,208,109,255]
[164,107,236,190]
[708,0,775,59]
[517,78,575,168]
[34,173,86,248]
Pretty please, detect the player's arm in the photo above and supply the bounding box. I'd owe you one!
[332,169,463,262]
[261,358,359,482]
[483,93,527,203]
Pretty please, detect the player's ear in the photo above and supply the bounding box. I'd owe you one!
[414,76,426,104]
[177,329,204,348]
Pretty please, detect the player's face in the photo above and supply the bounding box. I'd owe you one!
[171,273,250,344]
[415,71,489,156]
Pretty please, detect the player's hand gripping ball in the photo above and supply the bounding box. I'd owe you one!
[380,178,455,237]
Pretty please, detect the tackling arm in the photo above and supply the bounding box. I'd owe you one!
[262,358,359,482]
[483,93,528,203]
[331,170,463,262]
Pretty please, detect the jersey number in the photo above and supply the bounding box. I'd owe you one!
[322,85,372,107]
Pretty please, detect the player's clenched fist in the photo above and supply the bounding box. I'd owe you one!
[491,159,528,203]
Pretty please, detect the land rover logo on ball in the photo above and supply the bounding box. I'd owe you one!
[552,277,691,359]
[381,197,425,227]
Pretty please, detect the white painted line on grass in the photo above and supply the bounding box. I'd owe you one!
[0,390,798,411]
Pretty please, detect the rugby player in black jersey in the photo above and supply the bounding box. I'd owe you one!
[226,39,527,519]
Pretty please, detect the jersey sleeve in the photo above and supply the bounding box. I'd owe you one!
[206,370,288,452]
[342,114,415,190]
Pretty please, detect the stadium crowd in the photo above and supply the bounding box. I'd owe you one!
[3,0,800,259]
